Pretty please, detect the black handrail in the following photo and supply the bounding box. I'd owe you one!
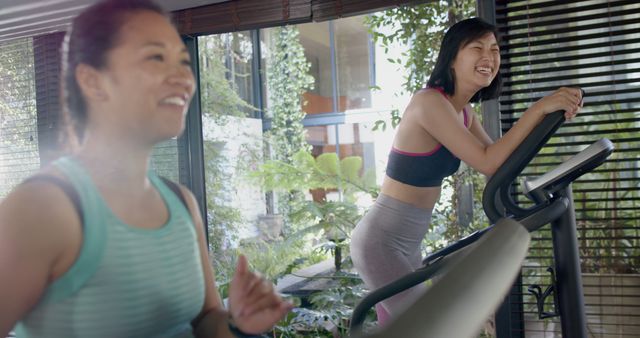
[423,196,568,266]
[349,258,448,336]
[482,110,566,223]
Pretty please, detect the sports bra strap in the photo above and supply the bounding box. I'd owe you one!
[429,86,470,128]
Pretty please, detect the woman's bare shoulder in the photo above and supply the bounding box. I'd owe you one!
[412,88,444,103]
[403,88,453,121]
[0,167,81,246]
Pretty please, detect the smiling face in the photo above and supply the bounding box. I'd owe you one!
[86,10,195,145]
[451,32,501,92]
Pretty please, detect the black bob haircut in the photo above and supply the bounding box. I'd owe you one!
[427,17,502,103]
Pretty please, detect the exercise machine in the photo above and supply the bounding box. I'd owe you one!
[350,109,614,338]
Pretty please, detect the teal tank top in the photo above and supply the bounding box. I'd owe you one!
[15,157,205,338]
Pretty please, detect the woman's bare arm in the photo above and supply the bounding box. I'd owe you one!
[465,104,494,148]
[179,186,233,337]
[0,182,79,336]
[412,87,581,176]
[183,185,291,337]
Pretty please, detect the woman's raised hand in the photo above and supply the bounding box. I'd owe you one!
[529,87,583,120]
[227,254,293,335]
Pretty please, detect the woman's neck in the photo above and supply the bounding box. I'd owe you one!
[449,85,476,112]
[75,131,153,190]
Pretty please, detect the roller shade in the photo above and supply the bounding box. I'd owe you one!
[0,26,202,236]
[0,37,40,198]
[173,0,432,36]
[310,0,430,21]
[34,32,65,165]
[173,0,312,35]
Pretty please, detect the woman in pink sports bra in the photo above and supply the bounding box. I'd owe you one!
[350,17,583,325]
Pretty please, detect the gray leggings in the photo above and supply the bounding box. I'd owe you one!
[350,194,432,318]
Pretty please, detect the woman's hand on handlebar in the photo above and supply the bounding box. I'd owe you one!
[528,87,583,120]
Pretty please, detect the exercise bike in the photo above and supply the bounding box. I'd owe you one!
[350,108,614,338]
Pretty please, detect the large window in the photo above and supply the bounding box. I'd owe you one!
[334,16,373,112]
[291,16,375,115]
[197,32,265,280]
[259,13,405,222]
[297,22,332,114]
[196,12,408,284]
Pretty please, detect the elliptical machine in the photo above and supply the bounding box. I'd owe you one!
[350,109,614,338]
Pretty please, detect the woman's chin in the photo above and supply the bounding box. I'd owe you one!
[151,126,185,144]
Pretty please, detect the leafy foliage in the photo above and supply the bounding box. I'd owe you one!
[364,0,475,128]
[264,26,315,233]
[199,33,257,120]
[198,33,261,281]
[265,26,315,162]
[251,146,381,335]
[253,151,377,199]
[251,149,377,242]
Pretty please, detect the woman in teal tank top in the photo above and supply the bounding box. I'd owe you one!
[0,1,292,337]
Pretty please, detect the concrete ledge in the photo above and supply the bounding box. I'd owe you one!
[276,259,334,294]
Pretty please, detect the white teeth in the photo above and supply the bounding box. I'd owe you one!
[476,66,492,74]
[161,96,186,106]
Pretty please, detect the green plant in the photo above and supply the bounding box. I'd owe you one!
[251,150,378,335]
[251,150,377,261]
[239,235,329,283]
[307,269,375,337]
[255,151,377,197]
[364,0,475,129]
[264,26,315,234]
[199,33,257,120]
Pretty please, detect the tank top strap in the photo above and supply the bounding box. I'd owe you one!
[41,156,107,303]
[147,172,194,227]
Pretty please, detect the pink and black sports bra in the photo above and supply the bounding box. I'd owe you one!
[385,88,469,187]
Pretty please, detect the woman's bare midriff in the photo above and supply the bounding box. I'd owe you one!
[380,175,441,211]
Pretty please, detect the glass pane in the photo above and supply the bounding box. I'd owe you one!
[334,15,373,112]
[370,17,413,112]
[198,33,265,280]
[298,22,333,115]
[262,16,405,116]
[261,22,334,117]
[199,32,256,118]
[305,117,395,207]
[262,22,333,116]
